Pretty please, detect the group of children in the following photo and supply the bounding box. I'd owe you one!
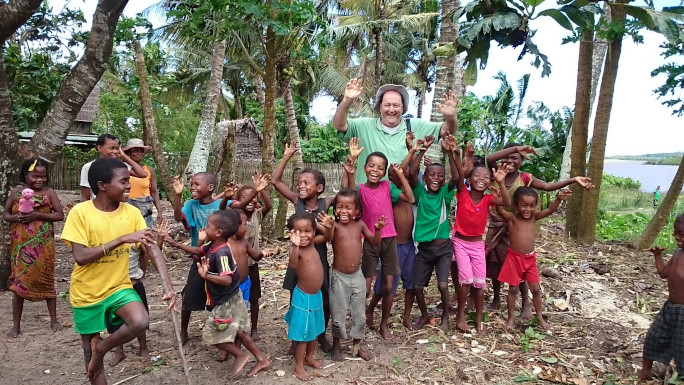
[4,130,684,383]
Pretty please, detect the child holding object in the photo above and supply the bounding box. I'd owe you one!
[496,187,572,330]
[3,158,64,338]
[637,214,684,381]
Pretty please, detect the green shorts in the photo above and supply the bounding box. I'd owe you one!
[72,288,142,335]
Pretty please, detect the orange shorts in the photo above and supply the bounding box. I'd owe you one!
[497,248,539,286]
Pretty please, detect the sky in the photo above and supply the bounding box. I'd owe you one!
[58,0,683,157]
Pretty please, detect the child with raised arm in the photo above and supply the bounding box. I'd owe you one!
[164,209,270,378]
[367,133,420,331]
[61,158,175,385]
[485,143,594,317]
[3,158,64,338]
[343,139,415,340]
[329,188,386,361]
[223,175,273,341]
[407,134,459,331]
[172,172,268,343]
[452,145,512,333]
[285,212,334,381]
[637,214,684,380]
[273,140,335,352]
[496,187,572,330]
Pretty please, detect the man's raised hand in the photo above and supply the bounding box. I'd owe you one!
[435,90,458,116]
[344,78,364,100]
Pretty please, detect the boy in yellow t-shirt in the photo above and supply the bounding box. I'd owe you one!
[61,158,175,385]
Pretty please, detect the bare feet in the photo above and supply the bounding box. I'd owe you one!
[365,307,374,327]
[414,315,431,330]
[251,329,261,342]
[636,368,651,380]
[180,330,189,345]
[6,326,20,338]
[304,356,323,369]
[488,298,501,311]
[246,357,270,377]
[504,317,515,331]
[456,316,469,333]
[379,323,393,340]
[140,347,151,363]
[293,366,312,381]
[440,318,449,332]
[521,304,533,320]
[402,316,414,331]
[108,349,126,367]
[317,335,332,353]
[475,321,487,334]
[537,317,549,330]
[354,346,371,361]
[87,335,105,382]
[217,350,229,362]
[227,352,250,378]
[51,320,63,332]
[331,346,342,362]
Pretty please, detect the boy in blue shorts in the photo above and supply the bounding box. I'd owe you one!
[61,158,175,384]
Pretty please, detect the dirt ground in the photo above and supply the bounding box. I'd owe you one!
[0,190,677,385]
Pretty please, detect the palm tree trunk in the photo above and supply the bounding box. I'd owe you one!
[231,84,243,119]
[417,86,425,118]
[254,73,266,109]
[577,2,626,244]
[637,155,684,249]
[132,37,176,202]
[373,3,385,96]
[184,38,226,178]
[261,27,279,237]
[565,29,594,238]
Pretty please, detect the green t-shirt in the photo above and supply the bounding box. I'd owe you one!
[412,184,455,242]
[338,117,442,183]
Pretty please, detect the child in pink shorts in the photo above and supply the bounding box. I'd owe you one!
[496,186,571,330]
[451,151,511,333]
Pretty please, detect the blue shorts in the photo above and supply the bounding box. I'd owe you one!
[374,241,416,295]
[239,276,251,308]
[284,286,325,342]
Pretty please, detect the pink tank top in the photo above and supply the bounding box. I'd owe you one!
[358,181,397,238]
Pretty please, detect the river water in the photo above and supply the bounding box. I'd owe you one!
[603,159,682,193]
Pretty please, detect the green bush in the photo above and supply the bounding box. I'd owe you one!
[602,173,642,190]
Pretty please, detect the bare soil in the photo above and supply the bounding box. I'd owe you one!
[0,191,675,384]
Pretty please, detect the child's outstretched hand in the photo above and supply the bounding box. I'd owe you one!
[223,182,237,199]
[423,155,432,168]
[574,176,595,190]
[413,138,425,152]
[284,139,299,158]
[348,137,365,161]
[517,145,538,160]
[341,156,356,175]
[466,141,475,156]
[171,176,184,195]
[196,256,210,278]
[557,189,572,201]
[391,163,405,177]
[644,246,666,256]
[405,132,415,150]
[289,229,301,247]
[198,228,207,244]
[254,173,272,192]
[374,215,388,230]
[122,229,156,245]
[422,135,436,149]
[317,212,334,229]
[157,218,170,239]
[492,163,509,183]
[262,248,275,258]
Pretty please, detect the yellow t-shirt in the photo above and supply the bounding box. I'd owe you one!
[61,201,146,307]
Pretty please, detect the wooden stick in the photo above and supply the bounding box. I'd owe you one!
[170,309,192,385]
[112,373,142,385]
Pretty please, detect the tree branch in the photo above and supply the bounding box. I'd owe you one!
[231,30,265,77]
[0,0,43,42]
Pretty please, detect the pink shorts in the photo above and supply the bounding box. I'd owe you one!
[497,248,539,286]
[451,236,486,289]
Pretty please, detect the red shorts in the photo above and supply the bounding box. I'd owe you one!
[497,248,539,286]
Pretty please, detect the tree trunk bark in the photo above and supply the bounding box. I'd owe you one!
[565,29,594,239]
[637,155,684,249]
[231,84,243,119]
[373,4,385,96]
[254,74,266,109]
[132,38,176,204]
[261,27,278,237]
[0,0,43,42]
[184,38,226,178]
[577,2,626,244]
[416,86,425,119]
[27,0,128,159]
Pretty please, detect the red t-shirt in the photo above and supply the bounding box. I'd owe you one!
[454,189,495,237]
